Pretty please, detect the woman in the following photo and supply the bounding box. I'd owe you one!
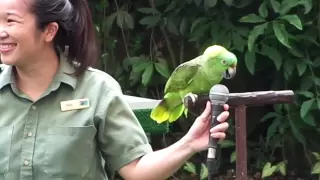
[0,0,230,180]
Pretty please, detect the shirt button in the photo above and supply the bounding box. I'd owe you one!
[32,105,36,110]
[24,160,29,166]
[27,132,33,137]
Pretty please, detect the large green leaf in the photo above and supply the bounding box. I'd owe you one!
[260,44,282,70]
[239,13,265,23]
[204,0,217,8]
[279,14,303,30]
[141,63,154,86]
[139,16,161,27]
[300,99,315,118]
[244,49,256,74]
[247,23,268,51]
[262,162,277,178]
[258,1,268,18]
[272,22,291,48]
[154,63,171,78]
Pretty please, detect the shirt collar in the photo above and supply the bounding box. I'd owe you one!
[0,54,78,90]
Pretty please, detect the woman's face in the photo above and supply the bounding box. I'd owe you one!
[0,0,49,67]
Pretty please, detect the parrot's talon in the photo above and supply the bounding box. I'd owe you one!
[185,93,198,106]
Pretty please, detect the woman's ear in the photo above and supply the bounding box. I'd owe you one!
[43,22,59,42]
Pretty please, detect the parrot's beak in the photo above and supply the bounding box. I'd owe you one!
[223,65,236,79]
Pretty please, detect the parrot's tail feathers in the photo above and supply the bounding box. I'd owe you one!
[168,104,185,123]
[150,100,170,124]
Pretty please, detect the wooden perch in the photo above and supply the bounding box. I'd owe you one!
[184,90,295,109]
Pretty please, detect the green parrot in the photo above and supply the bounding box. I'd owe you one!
[150,45,238,124]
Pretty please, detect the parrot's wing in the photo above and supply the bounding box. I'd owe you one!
[164,63,200,93]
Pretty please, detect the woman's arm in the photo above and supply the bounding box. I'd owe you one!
[118,102,229,180]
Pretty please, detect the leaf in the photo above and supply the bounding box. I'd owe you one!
[141,63,154,86]
[289,117,306,147]
[179,17,188,35]
[139,16,161,27]
[230,151,236,163]
[262,162,277,178]
[219,140,235,148]
[247,23,268,51]
[116,11,134,30]
[204,0,217,8]
[190,17,209,33]
[300,99,315,118]
[245,49,256,74]
[260,44,282,70]
[137,8,161,14]
[183,162,196,174]
[295,90,314,98]
[279,15,303,30]
[312,152,320,160]
[164,1,176,12]
[277,161,286,176]
[296,62,307,76]
[103,12,117,36]
[154,63,171,78]
[317,99,320,110]
[239,13,265,23]
[132,61,150,73]
[258,1,268,18]
[284,59,295,77]
[270,0,280,13]
[303,113,316,126]
[273,22,291,48]
[194,0,202,6]
[200,163,208,179]
[260,112,280,122]
[279,0,313,15]
[166,17,179,36]
[266,119,282,145]
[311,162,320,174]
[223,0,233,6]
[232,33,246,52]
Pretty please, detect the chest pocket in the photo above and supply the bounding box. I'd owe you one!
[0,126,13,177]
[41,125,97,178]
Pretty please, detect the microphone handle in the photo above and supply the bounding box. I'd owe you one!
[207,102,224,178]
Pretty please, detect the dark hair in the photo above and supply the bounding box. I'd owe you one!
[30,0,99,76]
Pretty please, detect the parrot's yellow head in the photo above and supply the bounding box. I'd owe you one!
[203,45,238,79]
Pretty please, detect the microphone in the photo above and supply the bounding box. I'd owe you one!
[207,84,229,179]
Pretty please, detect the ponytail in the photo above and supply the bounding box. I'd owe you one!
[67,0,98,76]
[31,0,99,76]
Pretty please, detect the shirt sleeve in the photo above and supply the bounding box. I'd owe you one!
[96,85,153,172]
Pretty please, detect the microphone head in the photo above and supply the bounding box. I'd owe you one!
[209,84,229,104]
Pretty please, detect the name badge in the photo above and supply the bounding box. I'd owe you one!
[60,99,90,112]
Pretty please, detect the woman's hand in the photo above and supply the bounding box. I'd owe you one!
[183,101,230,153]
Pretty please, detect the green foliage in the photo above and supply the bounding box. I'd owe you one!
[90,0,320,178]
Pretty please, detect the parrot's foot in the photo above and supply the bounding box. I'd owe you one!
[184,92,198,106]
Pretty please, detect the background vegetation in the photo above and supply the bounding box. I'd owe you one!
[88,0,320,179]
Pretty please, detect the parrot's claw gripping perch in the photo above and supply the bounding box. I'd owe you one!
[184,92,198,106]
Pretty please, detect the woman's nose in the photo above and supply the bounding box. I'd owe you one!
[0,29,8,39]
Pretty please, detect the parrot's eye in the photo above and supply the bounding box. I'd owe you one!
[221,60,227,65]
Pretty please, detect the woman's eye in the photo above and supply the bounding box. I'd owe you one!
[7,19,15,23]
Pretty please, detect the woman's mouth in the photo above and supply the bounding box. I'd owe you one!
[0,43,17,53]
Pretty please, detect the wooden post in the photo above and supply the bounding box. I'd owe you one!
[183,90,295,180]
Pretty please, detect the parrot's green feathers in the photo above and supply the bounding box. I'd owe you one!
[168,104,185,123]
[150,44,238,124]
[150,92,186,123]
[149,100,170,123]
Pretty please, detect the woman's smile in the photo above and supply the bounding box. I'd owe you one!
[0,43,17,53]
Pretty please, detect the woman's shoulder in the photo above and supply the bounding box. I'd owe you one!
[82,67,122,93]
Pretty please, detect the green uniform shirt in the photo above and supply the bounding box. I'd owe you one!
[0,55,153,180]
